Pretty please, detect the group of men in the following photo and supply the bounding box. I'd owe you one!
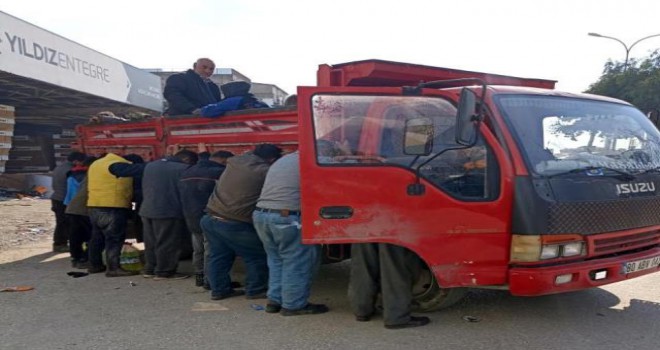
[48,57,430,328]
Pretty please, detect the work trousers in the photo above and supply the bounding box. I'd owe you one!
[51,199,68,246]
[200,214,268,298]
[191,230,208,275]
[252,210,321,310]
[142,217,185,277]
[67,214,91,262]
[88,207,129,271]
[348,243,421,326]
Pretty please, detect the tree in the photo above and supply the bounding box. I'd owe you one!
[586,50,660,116]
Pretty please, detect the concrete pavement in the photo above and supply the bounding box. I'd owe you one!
[1,240,659,350]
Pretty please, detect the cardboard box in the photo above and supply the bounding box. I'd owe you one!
[0,118,14,131]
[0,105,15,118]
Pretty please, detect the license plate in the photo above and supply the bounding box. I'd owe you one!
[622,256,660,274]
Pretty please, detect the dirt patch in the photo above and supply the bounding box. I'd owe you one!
[0,198,54,252]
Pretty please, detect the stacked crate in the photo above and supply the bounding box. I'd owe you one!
[53,129,76,166]
[0,105,16,173]
[6,134,54,173]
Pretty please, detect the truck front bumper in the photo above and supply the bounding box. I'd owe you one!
[509,246,660,296]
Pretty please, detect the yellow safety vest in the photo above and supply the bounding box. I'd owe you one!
[87,153,133,208]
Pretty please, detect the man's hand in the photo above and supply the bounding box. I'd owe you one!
[198,143,208,153]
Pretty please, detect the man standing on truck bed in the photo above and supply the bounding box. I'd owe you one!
[163,58,222,116]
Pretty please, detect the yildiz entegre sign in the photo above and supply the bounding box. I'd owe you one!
[0,11,163,112]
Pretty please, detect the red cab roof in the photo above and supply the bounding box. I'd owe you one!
[317,59,556,90]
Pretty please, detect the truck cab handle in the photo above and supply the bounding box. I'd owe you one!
[319,206,354,219]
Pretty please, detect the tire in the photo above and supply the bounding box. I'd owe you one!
[412,266,467,312]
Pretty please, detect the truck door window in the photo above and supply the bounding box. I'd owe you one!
[311,94,499,200]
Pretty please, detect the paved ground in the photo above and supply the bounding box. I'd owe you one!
[1,201,659,349]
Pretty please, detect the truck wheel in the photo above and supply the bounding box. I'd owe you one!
[412,266,467,312]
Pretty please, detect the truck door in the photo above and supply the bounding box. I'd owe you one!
[297,86,514,287]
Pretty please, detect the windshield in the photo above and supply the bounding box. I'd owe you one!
[497,95,660,176]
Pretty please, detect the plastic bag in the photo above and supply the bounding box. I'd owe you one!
[120,243,143,272]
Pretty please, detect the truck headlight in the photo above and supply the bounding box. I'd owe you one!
[540,245,560,259]
[511,234,586,263]
[561,242,584,257]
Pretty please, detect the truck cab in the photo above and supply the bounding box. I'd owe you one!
[297,60,660,309]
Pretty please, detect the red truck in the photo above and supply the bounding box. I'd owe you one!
[76,59,660,311]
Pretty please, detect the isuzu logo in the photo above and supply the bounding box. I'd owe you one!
[616,182,656,195]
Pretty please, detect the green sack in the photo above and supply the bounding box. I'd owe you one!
[120,243,143,272]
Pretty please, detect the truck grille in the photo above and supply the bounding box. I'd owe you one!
[548,197,660,234]
[589,230,660,256]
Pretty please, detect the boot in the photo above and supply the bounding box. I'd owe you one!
[195,274,205,287]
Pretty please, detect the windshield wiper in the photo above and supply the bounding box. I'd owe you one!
[638,167,660,175]
[544,166,636,180]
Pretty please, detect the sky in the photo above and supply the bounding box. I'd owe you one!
[2,0,660,96]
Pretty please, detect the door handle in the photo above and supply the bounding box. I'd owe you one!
[319,206,353,219]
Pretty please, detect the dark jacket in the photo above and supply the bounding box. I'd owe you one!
[178,159,227,233]
[164,69,222,115]
[139,157,190,219]
[205,152,271,223]
[51,162,73,201]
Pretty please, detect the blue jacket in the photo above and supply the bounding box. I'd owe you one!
[178,159,227,233]
[201,95,270,117]
[63,169,86,206]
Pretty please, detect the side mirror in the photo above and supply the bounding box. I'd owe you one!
[456,88,479,146]
[404,117,434,155]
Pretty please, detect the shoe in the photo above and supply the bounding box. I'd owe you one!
[106,269,140,277]
[230,281,242,289]
[384,316,430,329]
[141,270,155,278]
[87,265,107,274]
[246,291,268,300]
[53,244,69,253]
[203,281,211,290]
[265,302,282,314]
[211,289,245,300]
[355,315,372,322]
[280,303,329,316]
[195,274,205,287]
[153,273,190,281]
[75,261,91,270]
